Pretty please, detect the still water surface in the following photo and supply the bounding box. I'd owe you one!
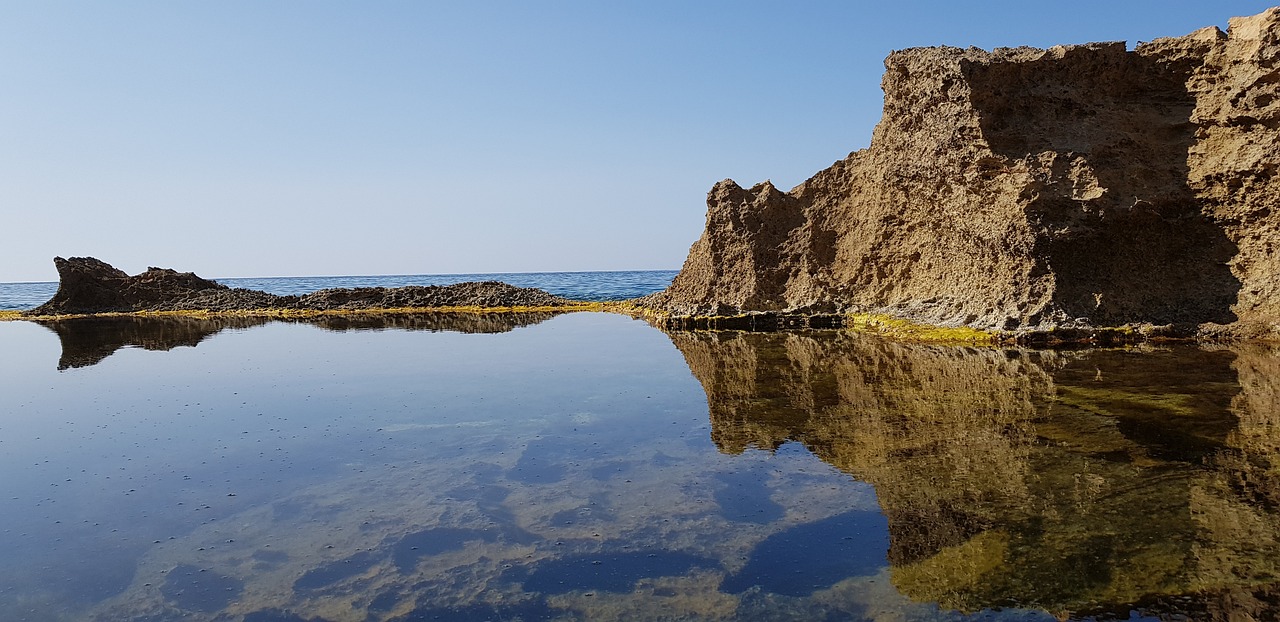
[0,270,679,311]
[2,312,1279,620]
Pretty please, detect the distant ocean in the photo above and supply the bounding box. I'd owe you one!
[0,270,679,312]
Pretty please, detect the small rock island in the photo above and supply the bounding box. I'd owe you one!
[25,256,579,316]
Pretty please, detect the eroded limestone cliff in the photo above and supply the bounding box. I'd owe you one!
[645,8,1280,338]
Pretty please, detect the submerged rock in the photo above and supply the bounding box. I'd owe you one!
[643,8,1280,340]
[26,256,575,315]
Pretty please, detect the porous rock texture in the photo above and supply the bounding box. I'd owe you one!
[643,8,1280,337]
[26,256,574,315]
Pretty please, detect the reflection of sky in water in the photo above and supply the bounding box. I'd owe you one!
[0,314,940,622]
[4,313,1270,621]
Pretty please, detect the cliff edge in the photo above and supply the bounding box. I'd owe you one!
[642,8,1280,339]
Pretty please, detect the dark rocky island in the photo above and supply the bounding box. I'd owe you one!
[24,256,580,316]
[641,7,1280,342]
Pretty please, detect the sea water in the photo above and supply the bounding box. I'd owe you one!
[0,270,680,311]
[2,307,1279,620]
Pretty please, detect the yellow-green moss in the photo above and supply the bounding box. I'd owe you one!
[13,302,606,322]
[1056,384,1204,418]
[1,304,979,347]
[891,530,1010,610]
[846,313,996,345]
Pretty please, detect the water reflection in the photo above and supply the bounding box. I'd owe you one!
[36,312,563,369]
[5,315,1280,621]
[5,315,892,622]
[37,316,270,370]
[670,330,1280,620]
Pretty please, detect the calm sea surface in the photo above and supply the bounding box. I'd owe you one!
[2,307,1280,619]
[0,270,679,311]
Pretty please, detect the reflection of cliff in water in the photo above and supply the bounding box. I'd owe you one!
[670,330,1280,620]
[39,312,563,369]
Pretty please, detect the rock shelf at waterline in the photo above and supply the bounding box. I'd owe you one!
[22,257,589,317]
[2,256,1271,347]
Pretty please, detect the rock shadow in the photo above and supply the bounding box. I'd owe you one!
[967,44,1241,325]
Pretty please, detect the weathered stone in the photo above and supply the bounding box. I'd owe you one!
[643,8,1280,340]
[29,256,229,315]
[25,257,575,315]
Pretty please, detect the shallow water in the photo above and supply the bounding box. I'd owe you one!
[0,270,678,310]
[2,314,1279,621]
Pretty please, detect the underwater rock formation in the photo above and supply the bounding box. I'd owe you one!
[26,257,575,315]
[645,8,1280,338]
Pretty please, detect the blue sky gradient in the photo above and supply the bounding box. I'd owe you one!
[2,1,1275,281]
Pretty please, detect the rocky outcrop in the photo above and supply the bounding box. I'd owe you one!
[26,257,576,316]
[28,256,236,315]
[644,8,1280,338]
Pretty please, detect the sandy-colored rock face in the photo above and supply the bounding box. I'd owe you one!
[646,8,1280,333]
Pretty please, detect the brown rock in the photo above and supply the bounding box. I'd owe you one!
[29,256,230,315]
[644,8,1280,337]
[25,257,576,315]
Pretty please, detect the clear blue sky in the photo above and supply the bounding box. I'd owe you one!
[1,1,1274,282]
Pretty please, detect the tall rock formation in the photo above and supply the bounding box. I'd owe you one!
[645,8,1280,336]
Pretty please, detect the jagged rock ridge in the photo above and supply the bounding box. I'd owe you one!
[644,8,1280,337]
[27,256,575,315]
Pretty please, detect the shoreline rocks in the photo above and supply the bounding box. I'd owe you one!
[25,257,578,316]
[640,8,1280,342]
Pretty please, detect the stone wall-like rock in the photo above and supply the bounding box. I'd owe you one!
[643,8,1280,337]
